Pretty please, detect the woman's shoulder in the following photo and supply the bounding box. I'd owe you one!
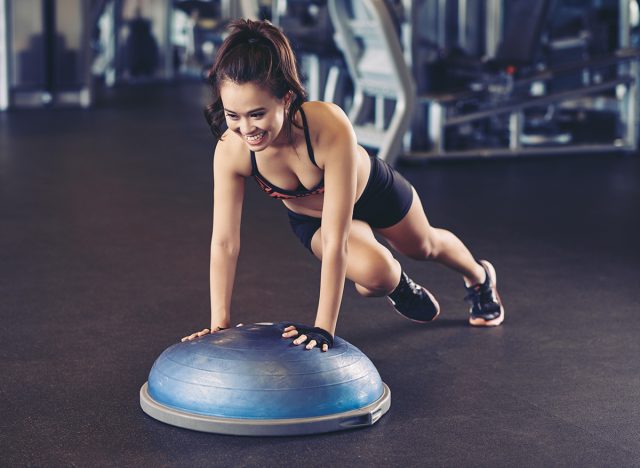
[213,130,252,177]
[302,101,348,121]
[301,101,352,140]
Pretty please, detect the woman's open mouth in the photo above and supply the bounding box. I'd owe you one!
[245,131,266,146]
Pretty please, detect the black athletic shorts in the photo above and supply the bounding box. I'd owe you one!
[287,156,414,253]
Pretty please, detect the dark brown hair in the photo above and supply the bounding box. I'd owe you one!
[204,19,307,140]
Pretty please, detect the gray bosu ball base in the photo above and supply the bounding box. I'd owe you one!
[140,382,391,436]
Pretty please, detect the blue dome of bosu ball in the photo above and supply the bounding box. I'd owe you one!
[139,322,391,436]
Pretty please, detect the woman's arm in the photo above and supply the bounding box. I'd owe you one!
[311,104,359,339]
[181,139,246,342]
[209,141,246,330]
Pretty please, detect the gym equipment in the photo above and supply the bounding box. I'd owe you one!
[275,0,350,106]
[328,0,416,165]
[327,0,638,159]
[1,0,93,109]
[140,322,391,436]
[401,0,640,158]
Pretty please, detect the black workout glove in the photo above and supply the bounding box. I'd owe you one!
[286,323,334,349]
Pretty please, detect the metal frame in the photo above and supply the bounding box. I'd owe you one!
[162,0,173,81]
[97,0,117,87]
[80,0,93,107]
[404,50,640,160]
[328,0,416,165]
[485,0,503,59]
[0,0,9,110]
[392,0,639,160]
[621,0,632,49]
[221,0,259,20]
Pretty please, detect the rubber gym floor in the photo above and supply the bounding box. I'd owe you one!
[1,82,639,467]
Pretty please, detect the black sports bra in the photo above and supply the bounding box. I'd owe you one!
[250,107,325,200]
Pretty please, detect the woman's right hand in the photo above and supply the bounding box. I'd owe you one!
[181,326,228,342]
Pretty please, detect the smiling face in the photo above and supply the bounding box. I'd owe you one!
[220,80,290,151]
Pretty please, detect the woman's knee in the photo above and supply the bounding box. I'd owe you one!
[354,283,386,297]
[406,240,437,260]
[402,231,441,260]
[382,221,441,260]
[351,253,400,297]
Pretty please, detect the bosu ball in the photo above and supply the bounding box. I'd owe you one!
[139,322,391,436]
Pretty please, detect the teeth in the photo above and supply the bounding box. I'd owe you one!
[246,131,265,143]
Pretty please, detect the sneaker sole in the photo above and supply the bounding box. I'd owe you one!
[469,260,505,327]
[389,287,441,323]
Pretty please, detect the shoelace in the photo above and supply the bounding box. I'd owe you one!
[405,275,424,297]
[465,284,498,311]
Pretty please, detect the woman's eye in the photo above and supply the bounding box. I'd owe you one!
[251,113,264,119]
[225,114,238,120]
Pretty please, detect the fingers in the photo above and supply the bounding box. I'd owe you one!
[282,326,299,339]
[293,334,307,345]
[293,335,315,348]
[295,337,327,351]
[303,341,328,351]
[181,326,331,352]
[282,326,330,352]
[181,328,211,342]
[303,339,330,352]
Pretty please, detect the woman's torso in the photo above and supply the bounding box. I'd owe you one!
[227,101,371,218]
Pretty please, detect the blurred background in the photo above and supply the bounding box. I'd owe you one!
[1,0,640,160]
[2,3,640,465]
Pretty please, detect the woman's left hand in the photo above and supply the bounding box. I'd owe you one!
[282,324,333,352]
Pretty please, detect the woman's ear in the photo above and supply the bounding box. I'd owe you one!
[284,90,293,107]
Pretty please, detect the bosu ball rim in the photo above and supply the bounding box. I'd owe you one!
[140,381,390,436]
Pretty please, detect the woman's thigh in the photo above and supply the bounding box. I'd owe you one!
[375,187,436,259]
[310,220,399,293]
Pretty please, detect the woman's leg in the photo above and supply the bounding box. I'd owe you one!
[378,187,504,326]
[377,187,486,286]
[309,219,440,322]
[310,220,401,297]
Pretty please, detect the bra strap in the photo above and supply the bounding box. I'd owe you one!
[249,150,258,175]
[298,107,318,168]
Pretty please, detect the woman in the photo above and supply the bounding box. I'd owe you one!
[182,19,504,351]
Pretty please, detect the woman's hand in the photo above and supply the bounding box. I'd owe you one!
[282,324,333,352]
[181,326,228,342]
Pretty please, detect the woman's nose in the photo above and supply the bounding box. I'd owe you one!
[239,119,254,135]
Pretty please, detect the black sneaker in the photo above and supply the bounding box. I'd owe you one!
[465,260,504,326]
[387,272,440,323]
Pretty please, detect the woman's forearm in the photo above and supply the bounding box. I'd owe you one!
[314,242,348,335]
[210,242,240,328]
